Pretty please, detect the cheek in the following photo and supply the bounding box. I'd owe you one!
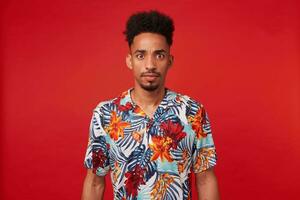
[132,60,144,69]
[131,66,142,76]
[159,62,170,73]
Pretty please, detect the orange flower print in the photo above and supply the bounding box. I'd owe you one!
[133,106,146,116]
[149,136,173,162]
[150,120,186,162]
[105,111,130,141]
[178,162,185,173]
[178,150,189,173]
[193,148,216,172]
[132,130,144,142]
[182,149,189,159]
[120,91,128,99]
[113,162,122,182]
[188,107,208,139]
[150,173,174,199]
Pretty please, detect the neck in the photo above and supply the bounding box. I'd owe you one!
[131,85,166,108]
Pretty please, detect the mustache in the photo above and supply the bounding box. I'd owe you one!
[141,71,160,77]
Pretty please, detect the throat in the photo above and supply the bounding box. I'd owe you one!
[139,104,159,119]
[130,87,166,119]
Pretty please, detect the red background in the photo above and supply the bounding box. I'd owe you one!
[1,0,299,199]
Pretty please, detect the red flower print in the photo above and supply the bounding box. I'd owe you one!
[124,165,145,197]
[175,94,183,103]
[113,92,133,112]
[92,149,107,173]
[160,120,186,149]
[149,120,186,162]
[118,102,133,111]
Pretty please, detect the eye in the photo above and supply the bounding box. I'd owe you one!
[136,54,144,60]
[156,53,165,60]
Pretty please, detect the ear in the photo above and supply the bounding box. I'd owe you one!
[126,54,132,70]
[168,55,174,68]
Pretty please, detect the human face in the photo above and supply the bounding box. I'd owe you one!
[126,33,173,92]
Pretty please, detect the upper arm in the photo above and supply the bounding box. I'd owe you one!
[195,168,220,200]
[82,106,109,200]
[84,108,110,176]
[81,169,106,200]
[195,167,217,186]
[188,103,217,173]
[85,169,106,186]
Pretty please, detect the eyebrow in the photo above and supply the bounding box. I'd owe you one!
[133,49,167,54]
[154,49,167,54]
[133,49,146,54]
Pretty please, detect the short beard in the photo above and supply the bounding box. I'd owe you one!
[140,83,159,91]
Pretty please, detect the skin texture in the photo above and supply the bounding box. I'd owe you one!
[81,32,220,200]
[126,33,173,93]
[196,168,220,200]
[126,32,173,118]
[81,169,105,200]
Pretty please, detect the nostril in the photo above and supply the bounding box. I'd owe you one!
[146,65,156,70]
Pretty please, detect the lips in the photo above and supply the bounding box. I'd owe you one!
[141,73,160,77]
[141,73,160,82]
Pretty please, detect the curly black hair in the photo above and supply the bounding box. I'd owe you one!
[123,10,175,46]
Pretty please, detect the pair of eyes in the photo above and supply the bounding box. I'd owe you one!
[135,53,167,60]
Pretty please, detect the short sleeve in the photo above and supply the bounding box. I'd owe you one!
[83,108,110,176]
[189,104,217,173]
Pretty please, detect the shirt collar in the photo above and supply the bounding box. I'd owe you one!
[118,88,176,111]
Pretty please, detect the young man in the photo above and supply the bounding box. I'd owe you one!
[81,10,220,200]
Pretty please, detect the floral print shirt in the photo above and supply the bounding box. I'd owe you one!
[84,88,217,200]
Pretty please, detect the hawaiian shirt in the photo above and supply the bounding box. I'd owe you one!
[84,88,217,200]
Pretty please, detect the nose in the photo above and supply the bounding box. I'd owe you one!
[145,56,156,70]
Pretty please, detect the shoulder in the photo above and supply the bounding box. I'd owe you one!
[92,89,131,114]
[167,90,208,120]
[94,99,115,111]
[92,97,120,116]
[168,89,204,109]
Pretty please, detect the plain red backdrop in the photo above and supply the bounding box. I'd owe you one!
[1,0,299,199]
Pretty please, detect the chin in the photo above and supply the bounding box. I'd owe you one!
[140,84,160,91]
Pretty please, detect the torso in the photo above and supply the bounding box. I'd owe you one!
[84,88,217,200]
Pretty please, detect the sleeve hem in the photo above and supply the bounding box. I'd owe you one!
[193,163,217,174]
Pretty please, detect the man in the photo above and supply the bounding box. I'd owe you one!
[81,10,220,200]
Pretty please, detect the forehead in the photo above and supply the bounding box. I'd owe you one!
[130,33,170,52]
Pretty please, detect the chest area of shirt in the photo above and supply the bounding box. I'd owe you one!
[104,107,194,161]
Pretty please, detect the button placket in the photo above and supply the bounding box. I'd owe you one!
[145,117,154,144]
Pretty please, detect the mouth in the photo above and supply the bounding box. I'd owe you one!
[141,73,160,77]
[141,73,160,82]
